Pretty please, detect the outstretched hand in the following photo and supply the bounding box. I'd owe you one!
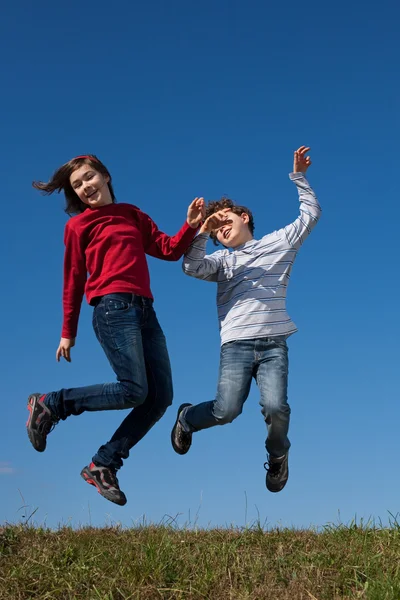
[187,197,206,229]
[56,337,75,362]
[293,146,311,173]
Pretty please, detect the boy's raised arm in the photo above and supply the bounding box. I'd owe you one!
[282,146,321,249]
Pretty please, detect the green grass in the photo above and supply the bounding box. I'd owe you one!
[1,519,400,599]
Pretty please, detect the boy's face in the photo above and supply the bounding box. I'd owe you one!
[216,211,253,248]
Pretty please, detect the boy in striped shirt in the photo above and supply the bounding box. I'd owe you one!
[171,147,321,492]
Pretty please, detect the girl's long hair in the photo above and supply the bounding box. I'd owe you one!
[32,154,116,215]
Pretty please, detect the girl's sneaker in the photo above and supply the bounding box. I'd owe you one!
[26,393,59,452]
[80,462,127,506]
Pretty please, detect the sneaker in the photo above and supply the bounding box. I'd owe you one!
[26,393,59,452]
[80,462,127,506]
[171,403,193,455]
[265,453,289,493]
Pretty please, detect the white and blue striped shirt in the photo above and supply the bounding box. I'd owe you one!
[182,172,321,346]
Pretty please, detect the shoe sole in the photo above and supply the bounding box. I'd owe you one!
[26,394,46,453]
[266,479,288,493]
[171,403,192,455]
[80,467,127,506]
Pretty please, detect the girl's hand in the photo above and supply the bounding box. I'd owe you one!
[187,197,206,229]
[56,337,75,362]
[293,146,312,173]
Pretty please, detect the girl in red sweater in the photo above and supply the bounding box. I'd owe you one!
[26,154,204,506]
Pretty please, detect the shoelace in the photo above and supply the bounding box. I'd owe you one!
[37,416,59,435]
[103,467,120,489]
[178,422,190,441]
[264,458,282,478]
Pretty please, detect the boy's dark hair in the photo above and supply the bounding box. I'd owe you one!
[206,197,255,245]
[32,154,116,216]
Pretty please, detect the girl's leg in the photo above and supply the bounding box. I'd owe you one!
[46,294,150,419]
[27,294,149,453]
[93,302,173,470]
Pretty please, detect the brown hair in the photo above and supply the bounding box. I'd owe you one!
[206,197,255,245]
[32,154,116,215]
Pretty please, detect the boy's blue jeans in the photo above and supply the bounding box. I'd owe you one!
[180,336,291,458]
[44,293,173,470]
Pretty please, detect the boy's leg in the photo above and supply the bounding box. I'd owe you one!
[172,340,254,453]
[254,336,290,492]
[92,303,173,470]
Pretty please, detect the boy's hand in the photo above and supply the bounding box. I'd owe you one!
[56,337,75,362]
[187,197,206,229]
[200,209,231,234]
[293,146,311,173]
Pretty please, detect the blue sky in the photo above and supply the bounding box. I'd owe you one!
[1,0,399,529]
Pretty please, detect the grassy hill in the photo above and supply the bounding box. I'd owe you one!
[1,520,400,599]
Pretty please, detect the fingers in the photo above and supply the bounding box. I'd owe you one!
[206,212,231,232]
[294,147,311,164]
[189,197,204,208]
[295,146,311,162]
[56,343,72,362]
[195,204,232,232]
[207,213,226,225]
[293,146,312,174]
[63,347,71,363]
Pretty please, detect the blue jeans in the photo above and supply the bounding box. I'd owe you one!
[180,336,290,458]
[45,293,173,470]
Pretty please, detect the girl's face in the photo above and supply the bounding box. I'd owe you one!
[70,164,112,208]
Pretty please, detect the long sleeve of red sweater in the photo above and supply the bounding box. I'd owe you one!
[62,222,87,339]
[138,209,198,260]
[60,204,198,340]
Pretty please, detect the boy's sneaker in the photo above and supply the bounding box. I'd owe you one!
[26,393,59,452]
[171,403,193,455]
[265,453,289,493]
[80,462,127,506]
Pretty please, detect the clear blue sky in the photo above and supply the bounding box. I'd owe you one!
[1,0,399,530]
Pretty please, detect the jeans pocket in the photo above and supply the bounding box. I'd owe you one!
[272,336,288,350]
[105,298,130,314]
[222,340,239,348]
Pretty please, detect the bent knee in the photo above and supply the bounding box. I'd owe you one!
[264,403,291,419]
[157,389,173,414]
[121,381,148,406]
[213,406,242,425]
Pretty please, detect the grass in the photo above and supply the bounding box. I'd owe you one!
[1,518,400,599]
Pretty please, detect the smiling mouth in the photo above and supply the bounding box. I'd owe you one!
[85,190,98,199]
[223,229,231,240]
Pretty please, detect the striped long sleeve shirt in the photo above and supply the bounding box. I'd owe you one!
[182,172,321,346]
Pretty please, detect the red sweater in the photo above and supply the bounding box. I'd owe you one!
[62,202,198,339]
